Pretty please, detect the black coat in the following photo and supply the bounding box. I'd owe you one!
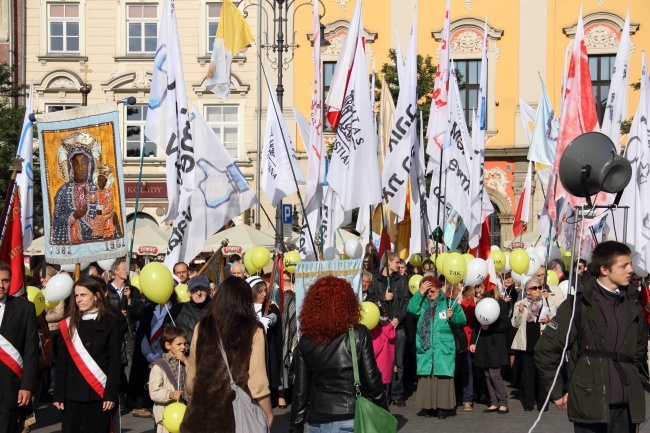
[54,313,122,403]
[266,303,283,389]
[0,297,40,410]
[471,298,510,368]
[290,325,386,432]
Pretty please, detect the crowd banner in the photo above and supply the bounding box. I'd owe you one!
[294,259,363,328]
[36,103,127,265]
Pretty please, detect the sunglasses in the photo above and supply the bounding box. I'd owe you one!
[527,285,543,291]
[631,278,642,283]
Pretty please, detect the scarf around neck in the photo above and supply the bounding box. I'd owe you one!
[418,293,442,351]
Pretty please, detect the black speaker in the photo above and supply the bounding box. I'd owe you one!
[558,132,632,198]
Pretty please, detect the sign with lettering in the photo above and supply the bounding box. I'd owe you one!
[124,182,168,199]
[137,246,159,255]
[223,245,243,255]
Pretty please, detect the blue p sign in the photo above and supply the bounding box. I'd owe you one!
[282,204,293,224]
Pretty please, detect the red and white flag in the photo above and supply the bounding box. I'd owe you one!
[59,318,107,398]
[513,161,532,237]
[324,0,363,129]
[549,9,600,220]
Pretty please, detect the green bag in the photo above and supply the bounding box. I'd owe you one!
[349,328,398,433]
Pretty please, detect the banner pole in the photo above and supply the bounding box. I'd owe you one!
[126,145,145,273]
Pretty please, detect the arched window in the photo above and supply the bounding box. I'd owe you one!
[488,201,501,247]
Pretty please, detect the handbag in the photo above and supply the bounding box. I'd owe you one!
[218,340,269,433]
[348,328,398,433]
[450,324,468,354]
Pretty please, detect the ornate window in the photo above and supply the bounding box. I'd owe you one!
[589,54,615,125]
[323,61,337,132]
[127,4,158,54]
[456,59,482,127]
[488,201,501,247]
[46,104,79,112]
[207,2,222,54]
[48,3,80,53]
[124,104,159,159]
[204,105,240,159]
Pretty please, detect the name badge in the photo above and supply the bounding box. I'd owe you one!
[439,310,448,320]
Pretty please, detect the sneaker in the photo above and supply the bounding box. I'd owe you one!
[132,408,153,418]
[463,402,473,412]
[392,398,406,407]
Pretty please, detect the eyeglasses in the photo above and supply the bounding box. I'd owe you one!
[631,278,642,283]
[527,285,543,291]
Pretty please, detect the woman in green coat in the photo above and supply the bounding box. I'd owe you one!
[408,275,466,419]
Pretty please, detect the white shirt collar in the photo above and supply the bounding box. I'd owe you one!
[596,279,621,295]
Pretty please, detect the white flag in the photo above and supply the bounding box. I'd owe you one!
[325,0,363,129]
[321,186,348,252]
[528,84,558,167]
[260,72,305,207]
[146,0,194,222]
[616,52,650,272]
[409,112,427,257]
[601,8,630,153]
[519,99,537,143]
[327,38,382,211]
[382,21,417,219]
[16,82,34,249]
[164,104,258,267]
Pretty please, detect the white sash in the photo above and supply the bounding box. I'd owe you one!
[59,318,107,398]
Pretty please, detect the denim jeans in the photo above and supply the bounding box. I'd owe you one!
[391,327,406,400]
[459,352,474,403]
[307,419,355,433]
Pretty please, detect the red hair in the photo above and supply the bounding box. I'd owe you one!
[299,276,360,346]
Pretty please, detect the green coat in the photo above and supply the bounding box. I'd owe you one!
[407,291,466,377]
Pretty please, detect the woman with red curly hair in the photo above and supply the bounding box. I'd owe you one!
[290,276,386,433]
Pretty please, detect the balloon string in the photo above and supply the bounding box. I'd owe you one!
[177,359,181,396]
[475,327,482,347]
[164,304,176,327]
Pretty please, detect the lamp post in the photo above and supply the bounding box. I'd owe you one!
[243,0,329,251]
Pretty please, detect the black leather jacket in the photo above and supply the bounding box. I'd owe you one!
[290,325,386,432]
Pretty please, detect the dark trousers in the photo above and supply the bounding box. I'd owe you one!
[573,405,634,433]
[520,352,542,409]
[0,401,20,433]
[62,400,113,433]
[390,327,406,400]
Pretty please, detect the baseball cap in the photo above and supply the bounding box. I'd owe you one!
[187,275,210,292]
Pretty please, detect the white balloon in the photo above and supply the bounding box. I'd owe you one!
[98,258,116,271]
[511,270,523,284]
[44,273,74,302]
[526,252,542,276]
[465,258,488,286]
[558,280,570,296]
[475,298,501,325]
[343,239,363,259]
[490,245,501,251]
[504,253,512,273]
[533,246,547,262]
[323,247,340,261]
[548,245,561,261]
[525,247,534,253]
[60,264,76,272]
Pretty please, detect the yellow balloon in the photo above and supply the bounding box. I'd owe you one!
[360,301,380,330]
[509,249,530,275]
[561,251,572,270]
[243,251,258,275]
[27,286,45,316]
[443,252,467,284]
[162,402,186,433]
[340,254,350,260]
[435,252,449,275]
[490,249,507,271]
[546,270,559,286]
[250,247,271,270]
[409,254,422,267]
[463,253,474,264]
[284,251,302,274]
[139,262,174,304]
[130,275,140,289]
[174,284,190,302]
[408,275,424,295]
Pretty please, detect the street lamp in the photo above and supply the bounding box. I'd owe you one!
[243,0,328,251]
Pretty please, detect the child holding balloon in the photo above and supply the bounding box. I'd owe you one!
[149,326,188,433]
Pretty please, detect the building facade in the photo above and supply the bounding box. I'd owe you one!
[23,0,649,250]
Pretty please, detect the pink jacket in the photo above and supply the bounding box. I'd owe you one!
[370,323,396,384]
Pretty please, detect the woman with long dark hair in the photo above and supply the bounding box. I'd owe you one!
[53,277,122,433]
[181,276,272,432]
[290,276,386,432]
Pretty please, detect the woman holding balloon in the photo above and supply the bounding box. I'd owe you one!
[53,276,122,433]
[470,285,510,414]
[408,275,466,419]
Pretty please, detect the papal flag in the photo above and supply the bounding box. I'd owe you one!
[205,0,254,100]
[16,81,34,249]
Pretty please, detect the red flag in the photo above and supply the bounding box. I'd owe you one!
[378,226,391,259]
[513,161,532,236]
[482,257,497,292]
[0,189,25,295]
[470,220,491,261]
[548,10,601,220]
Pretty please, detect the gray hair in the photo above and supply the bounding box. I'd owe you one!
[525,277,543,289]
[231,262,245,274]
[362,271,372,280]
[111,257,126,274]
[423,270,437,278]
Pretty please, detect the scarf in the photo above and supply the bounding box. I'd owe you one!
[526,295,543,323]
[418,294,441,351]
[161,353,186,393]
[82,309,98,320]
[282,291,297,367]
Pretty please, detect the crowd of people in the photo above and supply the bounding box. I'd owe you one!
[0,240,648,433]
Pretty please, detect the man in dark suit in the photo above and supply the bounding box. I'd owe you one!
[0,261,39,433]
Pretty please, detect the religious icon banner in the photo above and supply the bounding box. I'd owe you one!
[36,103,127,265]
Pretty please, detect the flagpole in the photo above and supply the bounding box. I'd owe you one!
[126,145,146,273]
[433,143,445,262]
[260,62,319,258]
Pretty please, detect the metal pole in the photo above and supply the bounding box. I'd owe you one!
[273,0,286,252]
[255,2,262,230]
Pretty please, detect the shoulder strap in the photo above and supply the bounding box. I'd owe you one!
[348,328,360,395]
[153,358,178,391]
[218,339,236,385]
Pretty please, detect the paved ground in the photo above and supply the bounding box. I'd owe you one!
[29,385,650,433]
